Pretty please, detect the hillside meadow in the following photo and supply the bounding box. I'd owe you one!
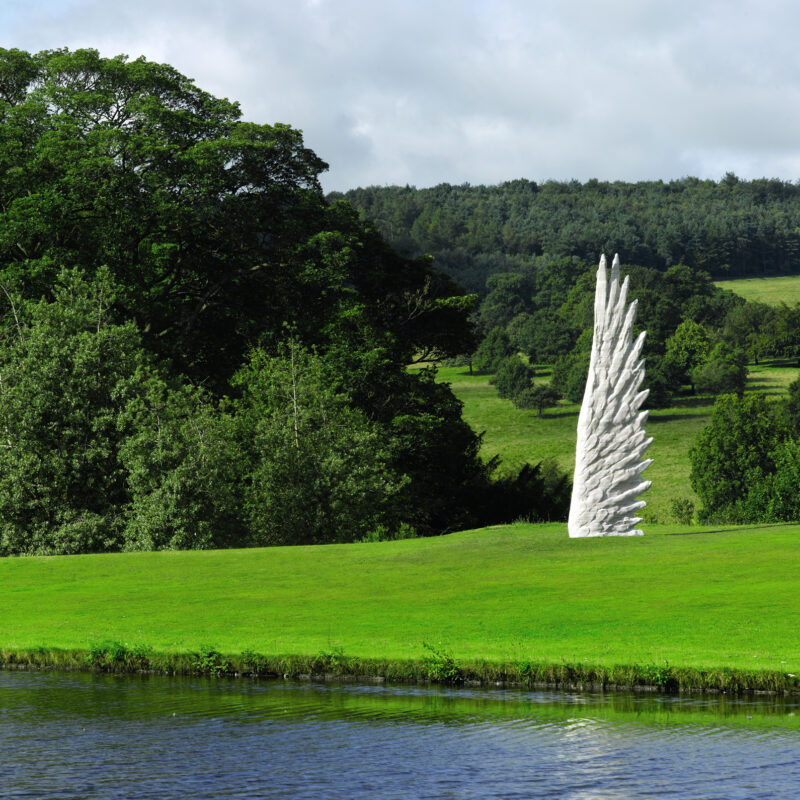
[714,274,800,305]
[433,361,799,521]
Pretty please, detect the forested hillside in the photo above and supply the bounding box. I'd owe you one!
[332,176,800,293]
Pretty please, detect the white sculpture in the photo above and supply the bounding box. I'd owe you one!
[568,254,653,537]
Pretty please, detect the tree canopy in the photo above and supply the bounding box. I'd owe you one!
[334,177,800,294]
[0,47,569,554]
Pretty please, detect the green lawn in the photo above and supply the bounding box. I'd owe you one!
[1,522,798,673]
[715,274,800,305]
[435,362,799,521]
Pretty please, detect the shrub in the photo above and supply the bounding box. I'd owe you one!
[422,642,463,684]
[0,268,148,555]
[119,383,245,551]
[552,328,592,403]
[691,343,747,395]
[235,342,407,545]
[514,383,561,415]
[669,497,695,525]
[690,393,788,521]
[472,327,514,373]
[490,355,533,400]
[190,645,230,677]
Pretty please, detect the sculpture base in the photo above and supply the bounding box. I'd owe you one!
[568,528,644,538]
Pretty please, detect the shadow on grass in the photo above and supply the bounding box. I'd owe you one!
[757,358,800,368]
[649,413,705,423]
[746,375,781,384]
[666,523,792,536]
[540,410,579,419]
[652,395,716,410]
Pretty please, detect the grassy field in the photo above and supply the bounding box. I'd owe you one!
[715,274,800,305]
[1,523,799,677]
[3,352,798,692]
[435,361,799,521]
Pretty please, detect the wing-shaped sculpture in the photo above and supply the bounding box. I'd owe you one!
[568,254,653,537]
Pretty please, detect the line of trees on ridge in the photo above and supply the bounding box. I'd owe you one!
[333,177,800,294]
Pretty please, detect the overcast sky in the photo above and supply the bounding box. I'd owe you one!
[2,0,800,191]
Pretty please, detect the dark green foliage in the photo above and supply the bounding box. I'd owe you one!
[771,303,800,364]
[380,369,494,536]
[118,383,245,551]
[669,498,695,525]
[0,48,505,550]
[690,394,788,521]
[552,329,592,403]
[663,320,711,392]
[478,460,571,524]
[490,355,533,400]
[234,342,406,546]
[691,343,747,396]
[722,301,776,364]
[514,383,562,416]
[339,178,800,290]
[0,48,329,386]
[0,268,147,555]
[784,378,800,437]
[472,326,514,373]
[642,355,674,408]
[478,272,534,331]
[735,440,800,522]
[509,309,577,364]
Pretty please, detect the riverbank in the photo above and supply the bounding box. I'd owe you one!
[2,522,799,693]
[2,643,799,695]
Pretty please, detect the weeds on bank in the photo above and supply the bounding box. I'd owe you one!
[189,645,230,677]
[86,641,151,672]
[422,642,464,684]
[1,645,799,695]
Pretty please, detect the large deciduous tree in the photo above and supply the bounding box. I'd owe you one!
[0,47,476,385]
[0,47,524,549]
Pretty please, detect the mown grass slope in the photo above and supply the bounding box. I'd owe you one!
[715,274,800,305]
[1,523,799,672]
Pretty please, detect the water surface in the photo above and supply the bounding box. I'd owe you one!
[1,671,799,799]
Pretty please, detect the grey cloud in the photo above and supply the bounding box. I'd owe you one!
[4,0,800,188]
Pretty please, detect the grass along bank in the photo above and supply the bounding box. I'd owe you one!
[436,361,799,521]
[2,523,799,692]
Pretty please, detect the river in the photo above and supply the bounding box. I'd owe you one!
[1,671,799,798]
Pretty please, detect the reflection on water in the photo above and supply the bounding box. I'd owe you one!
[1,671,799,799]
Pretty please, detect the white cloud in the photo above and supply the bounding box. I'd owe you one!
[3,0,800,189]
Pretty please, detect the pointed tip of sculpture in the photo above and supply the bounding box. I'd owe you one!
[610,253,620,283]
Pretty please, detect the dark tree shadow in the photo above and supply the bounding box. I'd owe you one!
[666,523,791,536]
[648,413,705,423]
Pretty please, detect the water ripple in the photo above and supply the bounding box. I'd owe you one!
[1,672,800,799]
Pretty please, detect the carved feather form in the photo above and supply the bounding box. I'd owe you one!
[568,254,653,537]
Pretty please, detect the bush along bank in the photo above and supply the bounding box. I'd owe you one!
[1,644,799,696]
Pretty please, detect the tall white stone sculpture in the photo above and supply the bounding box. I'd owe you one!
[568,254,653,538]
